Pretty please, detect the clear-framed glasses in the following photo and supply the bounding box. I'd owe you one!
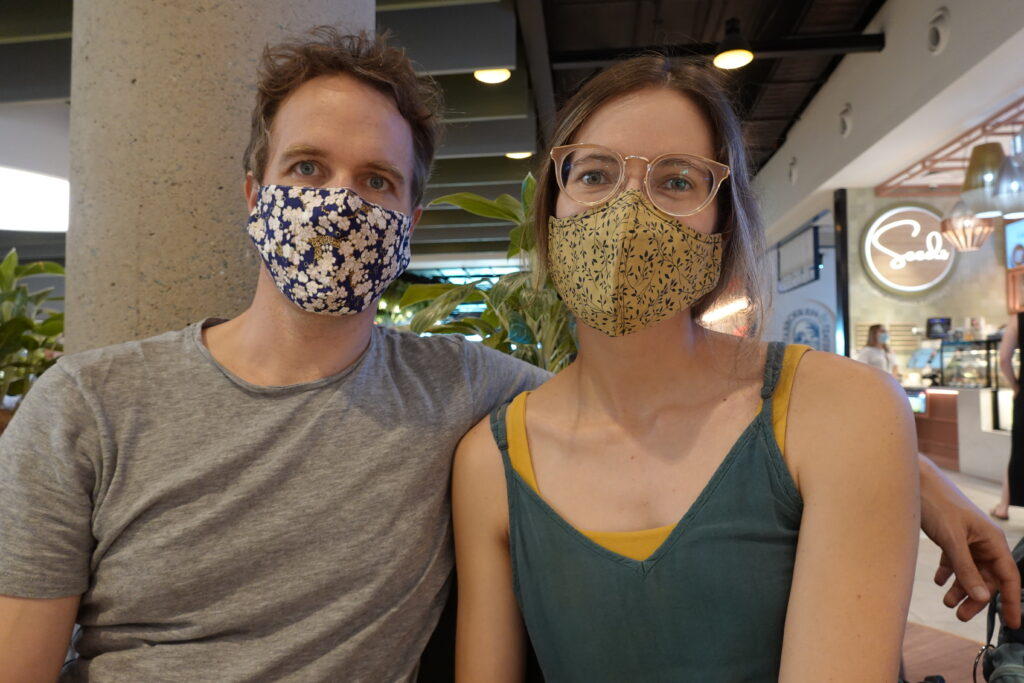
[550,143,731,217]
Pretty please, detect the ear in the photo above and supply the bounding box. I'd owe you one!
[409,206,423,235]
[244,172,259,211]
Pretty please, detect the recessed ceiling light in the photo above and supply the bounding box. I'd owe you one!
[505,151,533,160]
[474,68,511,84]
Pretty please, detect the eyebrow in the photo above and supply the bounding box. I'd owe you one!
[574,153,619,165]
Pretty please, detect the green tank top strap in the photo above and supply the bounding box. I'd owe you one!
[760,340,787,400]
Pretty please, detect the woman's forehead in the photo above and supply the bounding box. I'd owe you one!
[571,88,717,160]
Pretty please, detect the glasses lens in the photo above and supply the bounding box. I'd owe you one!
[648,156,716,216]
[558,148,622,205]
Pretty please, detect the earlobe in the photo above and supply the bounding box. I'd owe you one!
[410,206,423,234]
[244,173,259,211]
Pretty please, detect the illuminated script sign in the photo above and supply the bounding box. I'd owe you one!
[862,206,955,294]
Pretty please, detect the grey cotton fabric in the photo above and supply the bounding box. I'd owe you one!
[0,319,549,682]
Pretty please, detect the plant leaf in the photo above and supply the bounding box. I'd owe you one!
[399,283,462,309]
[520,173,536,212]
[15,261,64,278]
[495,194,524,222]
[429,193,519,223]
[0,250,17,292]
[409,280,486,334]
[508,311,536,345]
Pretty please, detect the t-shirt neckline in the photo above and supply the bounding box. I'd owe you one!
[189,317,378,395]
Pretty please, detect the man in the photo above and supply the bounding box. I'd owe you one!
[0,26,1018,683]
[0,29,546,682]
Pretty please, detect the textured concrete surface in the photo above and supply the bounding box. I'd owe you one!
[66,1,374,351]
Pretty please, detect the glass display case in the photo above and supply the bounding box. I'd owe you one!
[938,339,999,388]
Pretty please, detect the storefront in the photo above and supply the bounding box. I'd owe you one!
[843,191,1016,480]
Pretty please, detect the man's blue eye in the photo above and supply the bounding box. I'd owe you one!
[296,161,317,176]
[368,176,388,190]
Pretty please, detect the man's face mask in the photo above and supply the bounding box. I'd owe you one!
[246,185,413,315]
[547,189,723,337]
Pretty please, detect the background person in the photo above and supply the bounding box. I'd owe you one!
[855,323,900,378]
[991,314,1022,520]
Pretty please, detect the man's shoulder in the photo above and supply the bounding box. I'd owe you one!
[373,326,546,374]
[54,323,199,385]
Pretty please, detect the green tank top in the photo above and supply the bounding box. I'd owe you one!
[488,341,803,682]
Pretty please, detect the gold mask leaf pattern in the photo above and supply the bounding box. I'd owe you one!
[548,189,723,337]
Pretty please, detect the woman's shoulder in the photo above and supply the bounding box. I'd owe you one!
[787,349,915,480]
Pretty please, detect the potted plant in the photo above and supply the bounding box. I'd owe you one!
[0,249,64,433]
[399,175,577,373]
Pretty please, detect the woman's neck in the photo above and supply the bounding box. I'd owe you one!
[568,311,743,421]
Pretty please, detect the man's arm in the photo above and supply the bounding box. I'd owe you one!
[0,595,80,683]
[920,453,1022,627]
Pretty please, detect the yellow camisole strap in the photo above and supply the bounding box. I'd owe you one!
[772,344,812,454]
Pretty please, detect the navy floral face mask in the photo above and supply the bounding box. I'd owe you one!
[246,185,413,315]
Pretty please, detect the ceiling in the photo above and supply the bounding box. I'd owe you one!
[0,0,887,260]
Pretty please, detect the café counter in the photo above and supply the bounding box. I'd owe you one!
[907,386,1011,481]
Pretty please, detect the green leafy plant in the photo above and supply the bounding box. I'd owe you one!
[399,174,577,373]
[0,249,64,409]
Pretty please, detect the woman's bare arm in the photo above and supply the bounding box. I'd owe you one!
[452,417,527,683]
[778,352,919,682]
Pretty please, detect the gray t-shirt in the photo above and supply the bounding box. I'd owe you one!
[0,319,549,682]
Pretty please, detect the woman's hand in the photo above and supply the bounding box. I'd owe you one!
[919,454,1021,627]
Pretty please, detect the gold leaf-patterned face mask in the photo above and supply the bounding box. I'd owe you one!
[548,189,723,337]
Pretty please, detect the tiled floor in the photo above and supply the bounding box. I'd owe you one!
[909,469,1022,643]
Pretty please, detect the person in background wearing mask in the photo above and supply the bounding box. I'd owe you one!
[855,323,901,378]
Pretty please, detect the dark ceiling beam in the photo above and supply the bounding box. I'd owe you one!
[377,0,516,75]
[411,240,510,255]
[430,156,535,187]
[550,33,885,71]
[423,181,522,206]
[513,0,556,145]
[436,118,535,159]
[0,0,72,42]
[0,38,71,101]
[435,69,530,123]
[412,225,513,242]
[416,210,507,227]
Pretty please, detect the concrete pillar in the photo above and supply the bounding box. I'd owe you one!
[67,1,374,351]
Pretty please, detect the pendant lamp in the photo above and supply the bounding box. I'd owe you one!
[995,133,1024,220]
[713,18,754,70]
[941,198,997,251]
[960,142,1006,218]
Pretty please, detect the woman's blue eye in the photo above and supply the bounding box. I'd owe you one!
[665,177,692,191]
[368,175,389,191]
[296,161,317,176]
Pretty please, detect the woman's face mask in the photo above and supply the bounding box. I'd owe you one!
[547,189,723,337]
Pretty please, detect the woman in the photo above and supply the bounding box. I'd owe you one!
[452,57,919,681]
[990,314,1022,520]
[855,323,900,378]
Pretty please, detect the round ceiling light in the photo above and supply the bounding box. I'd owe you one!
[505,151,533,160]
[473,68,511,84]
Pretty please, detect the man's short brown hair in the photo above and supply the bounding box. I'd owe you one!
[244,27,443,206]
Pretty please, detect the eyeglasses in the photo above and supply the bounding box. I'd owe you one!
[550,143,731,217]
